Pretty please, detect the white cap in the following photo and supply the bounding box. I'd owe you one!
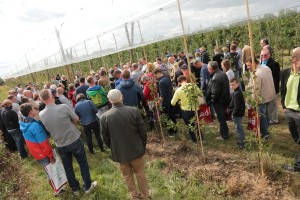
[107,89,123,104]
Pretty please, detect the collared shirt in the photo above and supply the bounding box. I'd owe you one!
[285,69,300,111]
[261,59,268,66]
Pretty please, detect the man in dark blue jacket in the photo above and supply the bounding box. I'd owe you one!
[75,94,105,154]
[153,67,177,137]
[116,70,144,107]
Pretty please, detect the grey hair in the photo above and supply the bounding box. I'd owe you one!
[208,61,219,70]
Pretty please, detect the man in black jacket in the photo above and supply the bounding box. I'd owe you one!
[261,48,280,124]
[0,102,17,151]
[281,47,300,172]
[1,100,27,158]
[206,61,230,140]
[153,68,177,137]
[100,89,149,199]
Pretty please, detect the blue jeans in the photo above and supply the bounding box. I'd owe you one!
[38,157,51,179]
[8,129,27,158]
[57,138,91,191]
[213,103,229,139]
[232,116,245,144]
[83,120,104,153]
[259,103,269,138]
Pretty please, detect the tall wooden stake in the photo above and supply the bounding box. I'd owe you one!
[177,0,205,161]
[245,0,264,177]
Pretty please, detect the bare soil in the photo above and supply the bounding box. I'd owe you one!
[145,134,299,200]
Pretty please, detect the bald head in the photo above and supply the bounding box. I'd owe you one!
[292,47,300,69]
[2,99,13,108]
[292,47,300,58]
[23,90,33,98]
[56,87,64,95]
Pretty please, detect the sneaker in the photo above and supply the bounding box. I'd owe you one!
[85,181,97,194]
[216,136,229,141]
[168,134,175,138]
[283,165,300,172]
[73,190,80,196]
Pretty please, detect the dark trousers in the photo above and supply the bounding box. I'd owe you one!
[162,105,177,135]
[8,129,27,158]
[181,110,198,142]
[284,110,300,170]
[57,138,91,191]
[83,120,104,153]
[213,103,229,139]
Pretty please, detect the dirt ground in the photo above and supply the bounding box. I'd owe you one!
[145,134,299,200]
[0,147,30,200]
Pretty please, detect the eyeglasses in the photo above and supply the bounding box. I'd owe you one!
[261,54,268,57]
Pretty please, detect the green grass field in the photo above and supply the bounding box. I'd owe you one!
[1,86,300,200]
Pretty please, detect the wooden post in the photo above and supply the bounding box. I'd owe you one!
[245,0,264,177]
[177,0,205,161]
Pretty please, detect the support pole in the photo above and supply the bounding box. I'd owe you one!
[245,0,264,177]
[137,21,147,62]
[113,33,122,66]
[177,0,205,161]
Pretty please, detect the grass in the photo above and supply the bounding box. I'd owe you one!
[0,85,9,101]
[1,86,300,199]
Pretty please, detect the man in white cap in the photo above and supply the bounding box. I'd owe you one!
[100,89,149,199]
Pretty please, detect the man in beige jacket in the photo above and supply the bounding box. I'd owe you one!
[245,57,276,139]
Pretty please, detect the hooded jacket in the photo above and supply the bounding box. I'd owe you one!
[86,85,108,108]
[116,79,144,107]
[20,117,53,161]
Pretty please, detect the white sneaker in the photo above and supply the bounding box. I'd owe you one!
[85,181,97,194]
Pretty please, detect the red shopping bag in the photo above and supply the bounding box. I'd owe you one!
[247,108,258,134]
[198,104,213,124]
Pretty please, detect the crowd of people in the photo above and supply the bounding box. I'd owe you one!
[0,37,299,199]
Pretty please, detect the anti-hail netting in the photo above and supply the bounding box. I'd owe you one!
[6,0,300,79]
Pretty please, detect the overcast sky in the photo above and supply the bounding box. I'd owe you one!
[0,0,169,77]
[0,0,299,78]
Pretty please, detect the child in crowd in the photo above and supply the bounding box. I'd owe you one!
[228,77,246,149]
[19,103,61,195]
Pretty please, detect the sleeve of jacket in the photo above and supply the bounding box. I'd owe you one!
[211,79,221,103]
[143,85,151,100]
[136,85,145,101]
[33,123,54,160]
[280,69,288,109]
[135,108,147,147]
[272,61,281,94]
[159,80,167,99]
[200,68,208,91]
[90,100,98,114]
[232,92,242,116]
[100,115,111,148]
[171,89,180,106]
